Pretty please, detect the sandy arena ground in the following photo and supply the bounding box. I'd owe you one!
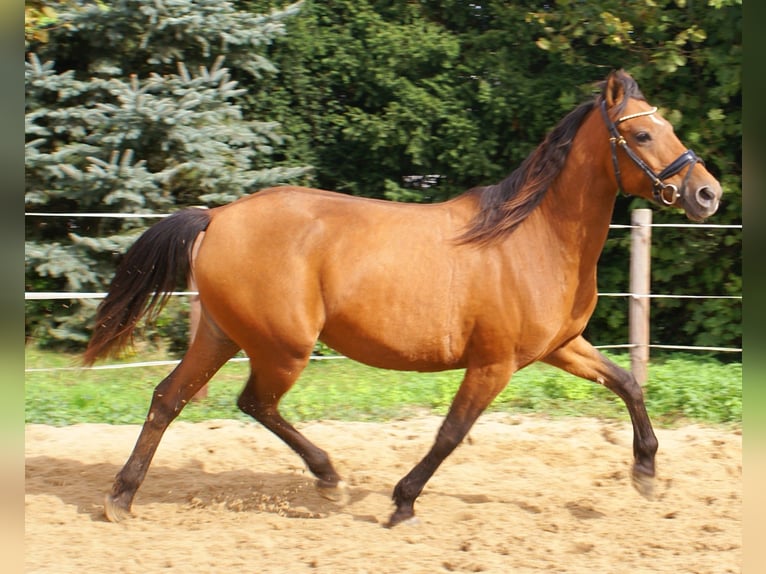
[25,414,741,573]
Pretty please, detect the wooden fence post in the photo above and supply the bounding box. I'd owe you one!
[629,208,652,385]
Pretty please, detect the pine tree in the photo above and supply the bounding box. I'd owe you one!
[25,0,309,348]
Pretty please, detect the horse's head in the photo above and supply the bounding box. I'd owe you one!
[600,70,722,221]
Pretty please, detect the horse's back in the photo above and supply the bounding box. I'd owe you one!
[202,186,472,266]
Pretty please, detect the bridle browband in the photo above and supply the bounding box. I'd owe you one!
[600,100,702,206]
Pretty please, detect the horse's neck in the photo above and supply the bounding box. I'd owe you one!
[535,141,618,268]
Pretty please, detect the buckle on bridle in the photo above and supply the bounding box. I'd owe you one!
[655,183,679,206]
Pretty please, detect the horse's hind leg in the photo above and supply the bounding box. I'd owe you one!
[236,354,347,503]
[543,335,659,497]
[104,315,239,522]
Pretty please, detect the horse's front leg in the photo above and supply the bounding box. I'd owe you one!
[543,335,659,496]
[388,362,513,527]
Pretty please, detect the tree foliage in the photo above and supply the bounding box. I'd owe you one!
[25,0,309,346]
[26,0,741,355]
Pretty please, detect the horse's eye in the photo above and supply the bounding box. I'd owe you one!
[635,131,652,143]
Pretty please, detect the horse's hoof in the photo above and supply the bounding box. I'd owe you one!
[631,470,656,500]
[315,480,350,506]
[398,516,421,527]
[384,508,416,529]
[104,494,133,523]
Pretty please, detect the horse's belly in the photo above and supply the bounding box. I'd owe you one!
[319,308,468,372]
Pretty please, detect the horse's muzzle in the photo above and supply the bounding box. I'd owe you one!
[683,183,722,221]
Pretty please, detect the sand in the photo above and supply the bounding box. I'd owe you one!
[25,413,741,573]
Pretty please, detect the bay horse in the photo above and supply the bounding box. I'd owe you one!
[84,70,722,527]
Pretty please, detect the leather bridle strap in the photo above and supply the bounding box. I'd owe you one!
[600,100,703,206]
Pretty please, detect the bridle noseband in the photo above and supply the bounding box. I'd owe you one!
[600,100,702,206]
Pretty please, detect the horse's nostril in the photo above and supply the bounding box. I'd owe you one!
[695,186,716,206]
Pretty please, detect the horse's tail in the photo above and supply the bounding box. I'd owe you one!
[83,208,212,365]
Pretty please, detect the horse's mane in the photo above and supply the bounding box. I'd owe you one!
[458,71,645,245]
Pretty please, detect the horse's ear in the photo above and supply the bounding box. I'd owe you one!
[604,70,626,108]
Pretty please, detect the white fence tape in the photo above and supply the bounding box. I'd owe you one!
[26,213,741,229]
[25,291,198,300]
[25,212,169,218]
[24,291,743,301]
[24,355,348,373]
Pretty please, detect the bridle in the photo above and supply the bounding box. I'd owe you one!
[600,100,702,206]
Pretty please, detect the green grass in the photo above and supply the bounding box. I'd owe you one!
[24,346,741,427]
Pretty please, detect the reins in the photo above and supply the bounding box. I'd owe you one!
[600,100,702,206]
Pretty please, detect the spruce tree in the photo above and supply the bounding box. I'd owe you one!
[25,0,309,348]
